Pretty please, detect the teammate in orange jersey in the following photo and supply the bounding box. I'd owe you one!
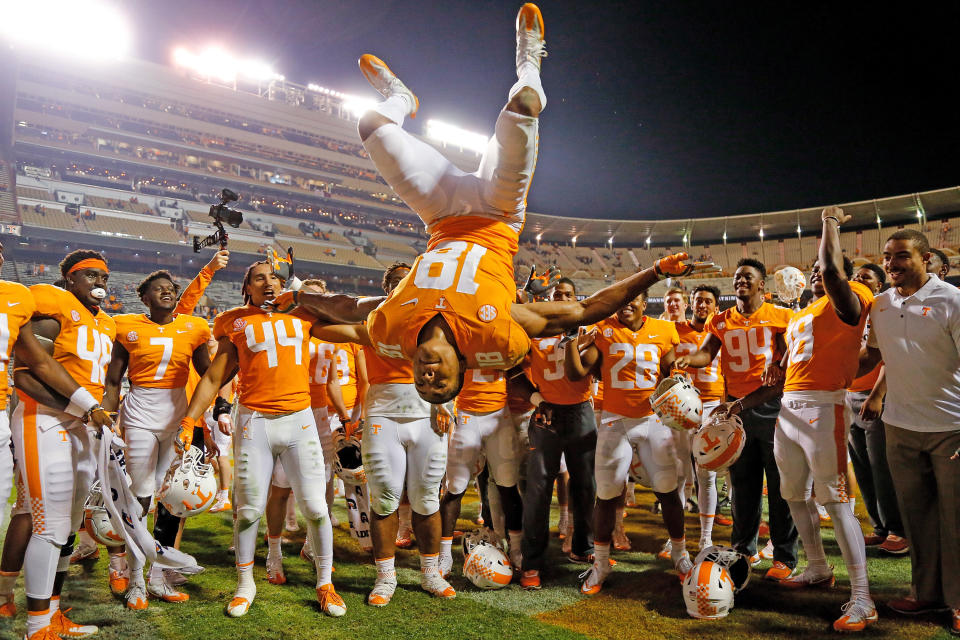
[566,292,690,594]
[4,250,117,639]
[771,207,877,631]
[673,284,726,550]
[676,258,799,581]
[0,245,115,626]
[439,366,523,575]
[102,262,225,609]
[178,261,361,619]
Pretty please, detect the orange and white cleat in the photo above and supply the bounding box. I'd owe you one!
[68,543,98,565]
[833,599,878,632]
[612,524,631,552]
[51,608,98,638]
[358,54,419,118]
[656,539,672,560]
[764,561,795,582]
[209,492,232,513]
[520,570,541,591]
[367,574,397,608]
[317,584,346,617]
[781,567,836,590]
[0,592,16,618]
[125,582,148,611]
[147,575,189,603]
[395,527,414,549]
[266,554,286,586]
[226,596,252,618]
[24,626,63,640]
[758,539,775,560]
[515,3,547,74]
[108,569,129,596]
[420,572,456,599]
[579,560,612,596]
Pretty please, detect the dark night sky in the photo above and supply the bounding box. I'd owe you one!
[129,1,958,220]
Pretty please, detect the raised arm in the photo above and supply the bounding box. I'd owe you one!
[310,322,371,346]
[819,207,861,325]
[176,249,229,315]
[277,291,385,324]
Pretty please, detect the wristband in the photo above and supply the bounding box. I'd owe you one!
[823,216,840,226]
[65,387,98,418]
[212,396,233,421]
[653,262,667,281]
[530,392,545,407]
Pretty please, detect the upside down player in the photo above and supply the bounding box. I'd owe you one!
[771,207,877,631]
[3,250,117,640]
[178,260,369,618]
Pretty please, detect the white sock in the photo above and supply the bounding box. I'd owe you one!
[0,570,18,595]
[267,535,282,560]
[699,514,715,545]
[304,513,334,587]
[26,608,52,637]
[235,562,255,601]
[670,537,687,565]
[49,595,59,614]
[439,537,452,563]
[510,62,546,110]
[593,542,610,568]
[420,552,439,575]
[375,556,395,579]
[825,502,869,601]
[372,94,412,128]
[399,503,412,530]
[788,499,829,573]
[109,551,127,573]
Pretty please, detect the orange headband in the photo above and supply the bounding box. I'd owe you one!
[67,258,109,275]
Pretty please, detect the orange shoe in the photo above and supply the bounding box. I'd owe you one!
[758,521,770,537]
[520,570,541,590]
[715,514,733,526]
[0,592,15,618]
[24,626,63,640]
[51,608,98,637]
[832,599,878,632]
[515,3,547,74]
[395,527,414,549]
[780,568,835,590]
[125,582,148,610]
[656,539,672,560]
[358,54,419,118]
[367,574,397,607]
[109,569,129,596]
[317,584,346,617]
[147,577,190,603]
[266,554,286,586]
[226,596,251,618]
[764,561,795,582]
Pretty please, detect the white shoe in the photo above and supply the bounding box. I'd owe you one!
[162,569,187,586]
[579,560,612,595]
[209,491,230,513]
[657,538,673,560]
[367,573,398,607]
[285,514,299,533]
[69,542,99,564]
[125,581,148,610]
[516,3,547,74]
[674,550,693,580]
[420,571,456,599]
[171,563,205,576]
[833,598,878,632]
[226,590,255,618]
[698,538,714,552]
[300,542,315,563]
[266,553,286,585]
[147,573,189,603]
[439,553,453,579]
[358,54,419,118]
[759,539,775,560]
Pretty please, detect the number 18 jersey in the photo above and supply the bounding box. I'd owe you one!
[214,305,314,414]
[0,281,37,410]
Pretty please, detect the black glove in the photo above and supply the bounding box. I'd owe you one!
[212,397,232,421]
[523,265,562,301]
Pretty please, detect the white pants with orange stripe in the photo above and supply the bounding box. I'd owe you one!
[596,412,679,499]
[362,416,446,517]
[362,107,539,233]
[774,390,851,505]
[445,407,519,495]
[0,411,13,531]
[271,406,335,490]
[233,405,331,571]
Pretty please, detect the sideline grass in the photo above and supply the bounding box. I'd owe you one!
[0,488,955,640]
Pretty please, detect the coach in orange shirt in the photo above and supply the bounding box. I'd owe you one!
[676,258,799,581]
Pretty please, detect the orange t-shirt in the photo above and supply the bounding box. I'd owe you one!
[527,335,592,405]
[363,347,414,386]
[213,305,313,413]
[366,216,530,371]
[706,302,793,399]
[456,368,507,413]
[0,281,37,409]
[308,338,335,408]
[30,284,116,402]
[329,342,360,412]
[674,320,725,402]
[592,316,679,419]
[785,282,873,393]
[114,314,211,388]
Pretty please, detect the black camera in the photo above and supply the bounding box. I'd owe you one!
[193,188,243,252]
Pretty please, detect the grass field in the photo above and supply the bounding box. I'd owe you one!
[0,486,955,640]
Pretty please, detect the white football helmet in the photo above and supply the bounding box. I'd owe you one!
[334,434,365,485]
[693,415,746,472]
[158,447,217,518]
[652,375,703,431]
[682,560,735,619]
[463,541,512,590]
[83,480,124,547]
[461,528,500,557]
[695,545,751,593]
[774,266,806,303]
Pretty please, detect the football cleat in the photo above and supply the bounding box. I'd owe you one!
[51,608,98,638]
[657,539,672,560]
[68,543,99,564]
[209,493,232,513]
[226,596,251,618]
[748,554,761,567]
[300,542,315,563]
[162,570,187,587]
[833,599,878,632]
[521,570,541,591]
[0,592,16,618]
[675,550,694,581]
[764,561,795,582]
[561,534,572,555]
[781,567,836,590]
[698,538,714,552]
[395,527,414,549]
[817,503,831,522]
[358,54,419,118]
[24,626,63,640]
[515,3,547,74]
[420,572,456,599]
[125,582,148,610]
[438,553,453,579]
[266,554,286,586]
[758,539,775,560]
[109,569,129,596]
[317,584,346,617]
[612,524,631,551]
[715,514,733,527]
[878,534,910,555]
[147,576,189,603]
[367,574,397,607]
[285,514,299,533]
[579,560,612,595]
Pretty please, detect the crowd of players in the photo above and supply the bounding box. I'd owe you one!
[0,3,958,639]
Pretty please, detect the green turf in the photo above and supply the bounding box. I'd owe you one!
[0,488,956,640]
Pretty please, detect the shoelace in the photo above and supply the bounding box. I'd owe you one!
[517,29,548,61]
[839,600,873,620]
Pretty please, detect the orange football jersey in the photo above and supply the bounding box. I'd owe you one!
[706,302,793,399]
[114,314,211,388]
[0,281,38,410]
[363,347,414,386]
[366,216,530,371]
[674,320,725,402]
[308,338,335,408]
[175,265,214,316]
[29,284,116,402]
[456,368,507,413]
[328,342,361,412]
[213,305,313,413]
[593,316,679,419]
[785,282,873,392]
[527,335,592,405]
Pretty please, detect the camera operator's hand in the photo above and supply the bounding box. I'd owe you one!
[206,250,229,272]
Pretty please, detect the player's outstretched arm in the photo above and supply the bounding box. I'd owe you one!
[819,207,861,325]
[310,323,371,346]
[277,291,385,324]
[674,333,722,369]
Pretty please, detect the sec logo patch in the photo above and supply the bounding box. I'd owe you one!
[71,310,81,322]
[233,318,247,331]
[603,328,613,338]
[478,304,497,322]
[126,331,139,342]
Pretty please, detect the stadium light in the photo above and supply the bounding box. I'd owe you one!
[608,236,614,246]
[172,46,283,83]
[571,235,578,247]
[342,95,377,118]
[535,232,543,242]
[425,120,489,154]
[796,225,801,235]
[759,228,765,239]
[916,209,923,219]
[1,0,131,61]
[645,236,651,246]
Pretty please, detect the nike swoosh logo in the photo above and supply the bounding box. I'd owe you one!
[808,418,818,424]
[7,302,20,307]
[176,330,189,334]
[648,335,658,338]
[759,320,771,324]
[400,298,418,306]
[302,425,310,430]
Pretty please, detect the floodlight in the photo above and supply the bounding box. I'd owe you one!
[1,0,131,61]
[425,120,489,154]
[342,96,377,118]
[172,45,282,83]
